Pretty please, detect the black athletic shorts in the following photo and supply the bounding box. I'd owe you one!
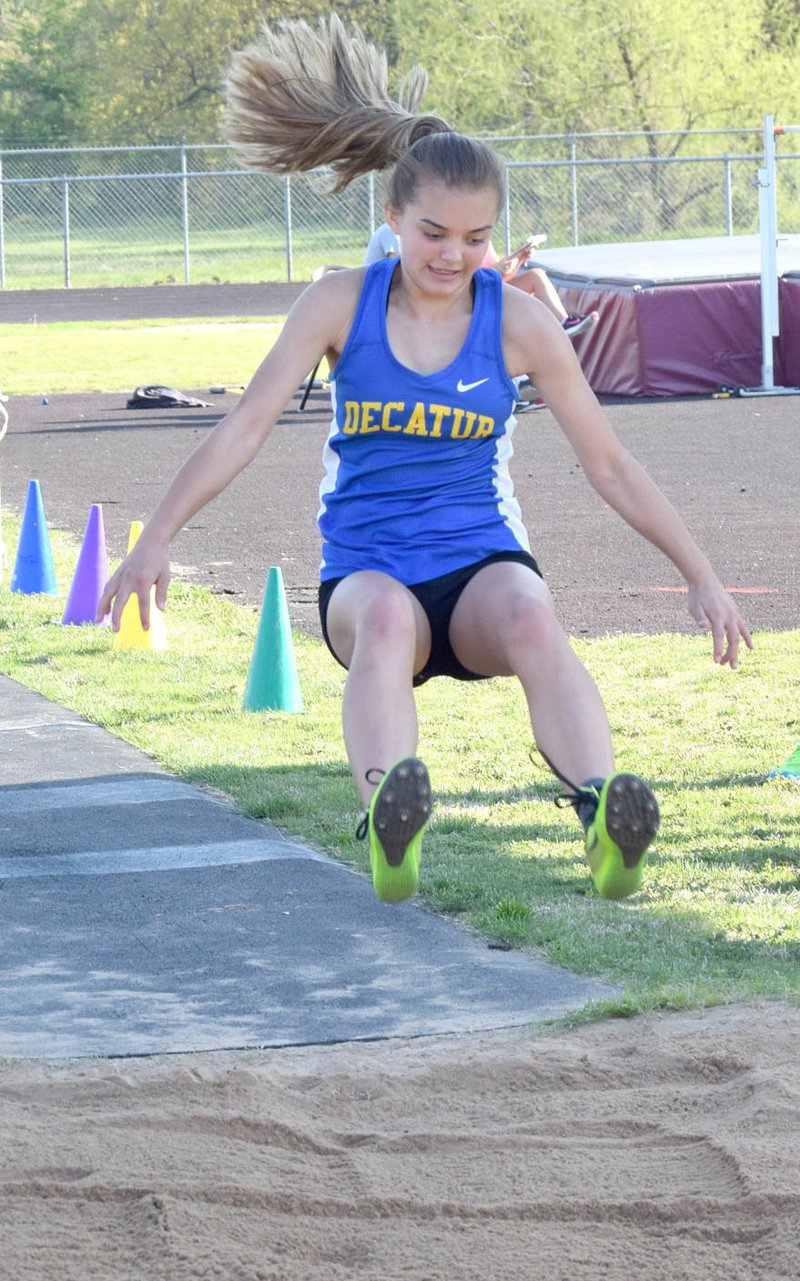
[318,550,542,686]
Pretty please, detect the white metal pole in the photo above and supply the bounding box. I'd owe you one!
[180,144,191,285]
[764,115,779,335]
[284,176,293,282]
[367,170,376,235]
[759,115,778,389]
[0,150,6,289]
[758,171,775,389]
[62,177,71,289]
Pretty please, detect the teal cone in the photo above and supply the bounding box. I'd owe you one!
[243,566,304,712]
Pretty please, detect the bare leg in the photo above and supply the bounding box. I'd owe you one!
[508,267,568,322]
[325,571,431,804]
[448,561,614,784]
[449,560,659,900]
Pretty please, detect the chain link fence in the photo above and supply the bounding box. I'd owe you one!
[1,129,799,290]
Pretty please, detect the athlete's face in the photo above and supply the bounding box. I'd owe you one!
[386,181,498,295]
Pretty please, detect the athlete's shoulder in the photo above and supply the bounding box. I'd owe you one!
[500,280,571,381]
[302,265,367,308]
[501,280,565,342]
[500,278,550,320]
[282,266,366,348]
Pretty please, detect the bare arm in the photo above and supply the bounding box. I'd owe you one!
[97,271,360,631]
[504,293,753,667]
[489,237,547,281]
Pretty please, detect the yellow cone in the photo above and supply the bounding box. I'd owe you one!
[112,520,168,651]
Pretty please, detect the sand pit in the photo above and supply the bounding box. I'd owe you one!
[1,1001,798,1281]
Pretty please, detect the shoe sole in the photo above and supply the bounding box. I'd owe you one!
[564,313,598,339]
[587,773,660,900]
[370,758,431,903]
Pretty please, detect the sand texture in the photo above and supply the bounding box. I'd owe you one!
[1,1001,798,1281]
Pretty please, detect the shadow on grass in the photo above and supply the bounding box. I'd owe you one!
[185,760,800,894]
[431,771,787,807]
[4,750,796,999]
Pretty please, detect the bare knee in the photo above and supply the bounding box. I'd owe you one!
[511,267,546,294]
[353,589,418,656]
[327,573,430,672]
[499,590,564,659]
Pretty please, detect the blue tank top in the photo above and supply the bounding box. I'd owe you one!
[317,257,531,584]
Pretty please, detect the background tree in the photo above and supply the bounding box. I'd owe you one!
[85,0,397,145]
[0,0,95,144]
[0,0,397,146]
[395,0,800,139]
[1,0,799,148]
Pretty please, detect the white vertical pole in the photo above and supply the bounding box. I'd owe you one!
[0,149,6,289]
[759,114,779,390]
[723,156,733,236]
[367,170,376,235]
[503,187,511,255]
[62,177,71,288]
[284,176,293,282]
[570,135,579,246]
[180,144,191,285]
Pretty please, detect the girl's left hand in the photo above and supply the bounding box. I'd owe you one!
[687,578,754,668]
[494,247,529,281]
[492,255,517,281]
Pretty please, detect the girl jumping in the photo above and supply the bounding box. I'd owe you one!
[98,16,752,904]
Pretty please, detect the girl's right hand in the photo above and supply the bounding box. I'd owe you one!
[96,538,171,633]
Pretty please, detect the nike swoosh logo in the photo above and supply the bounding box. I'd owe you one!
[456,377,490,393]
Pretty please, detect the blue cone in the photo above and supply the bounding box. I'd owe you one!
[243,566,303,712]
[10,479,58,595]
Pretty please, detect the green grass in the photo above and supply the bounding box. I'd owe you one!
[1,317,286,393]
[2,223,365,290]
[2,512,799,1019]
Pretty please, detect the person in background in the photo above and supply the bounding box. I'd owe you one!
[483,237,597,338]
[364,221,400,263]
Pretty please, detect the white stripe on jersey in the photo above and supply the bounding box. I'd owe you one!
[492,411,531,552]
[317,381,342,574]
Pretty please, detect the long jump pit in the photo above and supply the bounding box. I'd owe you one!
[531,233,800,396]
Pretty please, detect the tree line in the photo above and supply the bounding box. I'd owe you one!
[1,0,798,151]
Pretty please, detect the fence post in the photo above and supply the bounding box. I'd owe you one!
[368,170,376,234]
[180,143,191,284]
[0,146,5,288]
[759,113,780,390]
[723,156,733,235]
[62,177,71,288]
[569,134,579,246]
[502,184,511,254]
[284,175,293,281]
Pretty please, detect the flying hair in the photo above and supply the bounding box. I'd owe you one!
[222,13,449,193]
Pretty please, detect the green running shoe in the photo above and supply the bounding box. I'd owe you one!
[357,757,432,903]
[539,749,660,900]
[583,773,660,900]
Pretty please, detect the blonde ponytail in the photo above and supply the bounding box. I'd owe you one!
[222,14,449,192]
